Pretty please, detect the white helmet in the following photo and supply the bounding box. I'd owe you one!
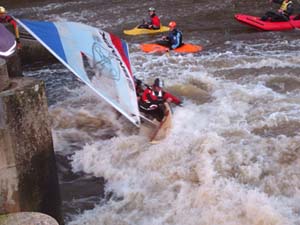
[0,6,6,14]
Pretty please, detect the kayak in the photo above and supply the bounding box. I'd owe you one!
[140,43,203,54]
[123,25,169,35]
[235,13,300,31]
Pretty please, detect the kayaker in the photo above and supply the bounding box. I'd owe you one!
[156,21,183,50]
[139,78,182,122]
[138,7,160,30]
[0,6,21,49]
[261,0,293,22]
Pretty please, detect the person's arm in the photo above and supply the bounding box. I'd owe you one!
[151,16,160,29]
[163,92,181,105]
[163,32,172,41]
[285,3,293,15]
[141,89,151,103]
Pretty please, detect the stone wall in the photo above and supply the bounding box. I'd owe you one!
[0,212,59,225]
[0,59,9,91]
[0,77,63,224]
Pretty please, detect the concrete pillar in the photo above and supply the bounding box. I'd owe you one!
[0,212,59,225]
[0,59,10,91]
[0,77,63,224]
[6,52,23,78]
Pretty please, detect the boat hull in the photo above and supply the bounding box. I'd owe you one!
[235,14,300,31]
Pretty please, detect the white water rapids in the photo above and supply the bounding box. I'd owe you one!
[14,0,300,224]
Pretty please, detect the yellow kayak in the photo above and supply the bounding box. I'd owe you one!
[123,25,170,35]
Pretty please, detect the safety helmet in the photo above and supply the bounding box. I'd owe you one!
[168,21,176,28]
[148,7,156,12]
[153,78,164,88]
[0,6,6,14]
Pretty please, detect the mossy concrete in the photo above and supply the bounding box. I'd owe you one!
[0,77,63,224]
[0,212,59,225]
[0,59,10,91]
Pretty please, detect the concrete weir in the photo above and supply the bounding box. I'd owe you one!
[0,212,59,225]
[0,60,9,91]
[0,59,63,224]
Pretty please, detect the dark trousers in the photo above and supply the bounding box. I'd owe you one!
[138,24,150,29]
[138,24,160,30]
[155,40,172,49]
[139,103,165,122]
[155,40,184,50]
[261,11,289,22]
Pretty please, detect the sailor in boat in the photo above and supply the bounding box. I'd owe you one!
[138,78,182,122]
[138,7,161,30]
[261,0,293,22]
[156,21,183,50]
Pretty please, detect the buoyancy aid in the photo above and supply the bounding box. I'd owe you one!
[280,0,293,15]
[168,29,183,49]
[150,14,160,29]
[139,87,159,111]
[141,87,160,103]
[140,86,181,106]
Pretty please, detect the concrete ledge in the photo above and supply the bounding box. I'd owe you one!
[0,77,62,224]
[19,38,56,65]
[0,59,10,91]
[0,212,59,225]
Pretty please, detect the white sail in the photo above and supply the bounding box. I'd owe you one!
[17,19,140,126]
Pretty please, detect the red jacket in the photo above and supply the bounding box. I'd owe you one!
[151,15,160,28]
[141,87,181,105]
[0,15,20,42]
[0,15,17,31]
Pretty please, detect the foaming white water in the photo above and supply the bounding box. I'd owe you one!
[17,1,300,223]
[24,44,300,224]
[69,120,299,224]
[66,51,300,224]
[50,84,138,156]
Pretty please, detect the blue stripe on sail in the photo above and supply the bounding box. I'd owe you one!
[19,19,67,62]
[121,40,130,61]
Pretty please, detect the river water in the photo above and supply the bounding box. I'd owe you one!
[5,0,300,224]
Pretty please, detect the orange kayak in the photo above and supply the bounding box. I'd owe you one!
[140,43,203,54]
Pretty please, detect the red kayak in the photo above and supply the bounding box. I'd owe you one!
[235,14,300,31]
